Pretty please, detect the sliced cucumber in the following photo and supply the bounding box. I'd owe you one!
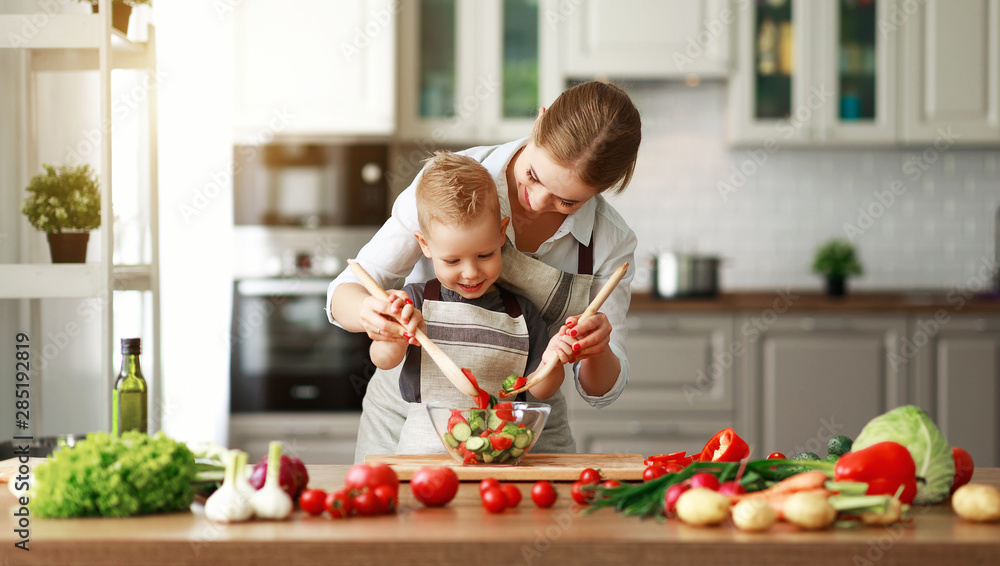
[513,433,530,449]
[487,410,504,431]
[502,423,521,436]
[509,447,524,459]
[451,422,472,442]
[465,436,487,452]
[469,414,486,435]
[496,450,510,463]
[482,452,494,464]
[444,432,459,448]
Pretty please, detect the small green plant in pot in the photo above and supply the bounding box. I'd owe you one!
[22,163,101,263]
[812,238,863,297]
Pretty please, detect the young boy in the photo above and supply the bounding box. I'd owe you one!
[360,151,574,456]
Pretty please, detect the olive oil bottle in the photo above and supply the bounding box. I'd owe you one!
[112,338,148,436]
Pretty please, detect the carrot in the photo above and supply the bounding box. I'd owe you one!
[731,470,831,503]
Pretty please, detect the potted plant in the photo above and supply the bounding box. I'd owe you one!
[811,238,863,297]
[22,164,102,263]
[78,0,151,34]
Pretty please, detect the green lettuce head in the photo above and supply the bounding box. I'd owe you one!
[852,405,954,504]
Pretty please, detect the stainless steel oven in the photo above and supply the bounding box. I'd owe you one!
[229,277,373,413]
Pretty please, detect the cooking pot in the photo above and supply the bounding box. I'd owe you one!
[652,252,721,299]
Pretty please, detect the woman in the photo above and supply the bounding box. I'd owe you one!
[327,81,642,461]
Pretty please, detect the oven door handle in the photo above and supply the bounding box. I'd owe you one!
[236,279,332,296]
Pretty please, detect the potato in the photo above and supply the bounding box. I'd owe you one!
[860,498,904,525]
[783,492,836,530]
[952,484,1000,523]
[731,498,777,532]
[676,487,731,527]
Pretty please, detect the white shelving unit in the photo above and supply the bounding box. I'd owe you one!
[0,1,160,435]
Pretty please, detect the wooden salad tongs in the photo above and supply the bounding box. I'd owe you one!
[347,259,480,398]
[499,261,629,399]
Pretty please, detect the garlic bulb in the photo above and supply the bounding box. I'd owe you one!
[204,450,253,523]
[250,441,292,520]
[233,450,256,503]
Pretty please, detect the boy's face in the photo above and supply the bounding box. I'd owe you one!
[415,216,510,300]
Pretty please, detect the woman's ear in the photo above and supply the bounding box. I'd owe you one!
[414,231,433,259]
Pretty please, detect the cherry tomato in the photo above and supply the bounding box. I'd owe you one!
[480,477,501,497]
[325,488,353,518]
[602,479,622,489]
[767,452,786,460]
[344,463,399,495]
[688,472,720,491]
[501,484,522,508]
[481,487,508,513]
[570,481,592,505]
[951,447,975,493]
[531,480,557,508]
[411,466,459,507]
[579,468,602,485]
[298,488,327,516]
[352,490,382,516]
[373,484,397,514]
[662,462,685,474]
[643,466,667,482]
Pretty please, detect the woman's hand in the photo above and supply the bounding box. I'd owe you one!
[360,290,422,346]
[558,312,611,361]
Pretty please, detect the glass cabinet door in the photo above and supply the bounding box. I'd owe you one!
[753,0,794,120]
[837,0,877,122]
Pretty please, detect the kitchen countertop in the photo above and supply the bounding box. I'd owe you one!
[629,291,1000,313]
[3,466,999,565]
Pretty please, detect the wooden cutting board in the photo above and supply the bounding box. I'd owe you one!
[366,453,646,481]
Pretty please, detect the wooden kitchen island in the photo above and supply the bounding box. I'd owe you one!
[4,467,999,565]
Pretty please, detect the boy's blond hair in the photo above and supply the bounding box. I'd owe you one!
[415,151,501,233]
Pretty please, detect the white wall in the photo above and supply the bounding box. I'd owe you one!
[612,81,1000,294]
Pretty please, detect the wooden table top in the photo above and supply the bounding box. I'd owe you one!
[3,466,999,565]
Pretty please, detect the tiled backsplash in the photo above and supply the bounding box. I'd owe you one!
[612,81,1000,294]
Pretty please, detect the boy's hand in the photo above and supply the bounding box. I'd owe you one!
[541,331,576,367]
[361,291,422,346]
[556,313,611,362]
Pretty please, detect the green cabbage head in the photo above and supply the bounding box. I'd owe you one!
[852,405,954,504]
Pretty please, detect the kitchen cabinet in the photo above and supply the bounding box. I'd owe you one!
[396,0,560,144]
[0,3,161,435]
[558,0,731,79]
[229,413,362,465]
[737,314,908,457]
[729,0,899,145]
[911,315,1000,467]
[233,0,395,140]
[899,0,1000,143]
[568,314,735,454]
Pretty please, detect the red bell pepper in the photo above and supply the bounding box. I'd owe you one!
[697,427,750,463]
[644,451,694,468]
[834,441,917,504]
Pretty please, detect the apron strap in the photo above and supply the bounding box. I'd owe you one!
[497,286,523,319]
[578,236,594,276]
[424,278,441,301]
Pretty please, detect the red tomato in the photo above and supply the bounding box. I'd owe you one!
[494,402,516,422]
[298,488,327,516]
[643,466,667,482]
[373,484,397,514]
[352,490,382,516]
[688,472,720,491]
[325,488,353,518]
[602,479,622,489]
[489,434,514,451]
[579,468,602,485]
[481,487,508,513]
[767,452,786,460]
[480,477,501,497]
[344,463,399,494]
[501,484,522,508]
[662,462,685,474]
[952,447,975,493]
[531,481,557,508]
[410,466,459,507]
[570,481,592,505]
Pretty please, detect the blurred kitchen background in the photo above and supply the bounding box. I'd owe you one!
[1,0,998,465]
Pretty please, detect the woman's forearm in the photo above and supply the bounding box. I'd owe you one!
[329,282,370,332]
[576,347,621,397]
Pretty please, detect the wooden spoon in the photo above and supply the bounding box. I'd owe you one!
[347,259,479,398]
[499,262,629,399]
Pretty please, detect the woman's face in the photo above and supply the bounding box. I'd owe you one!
[512,141,597,218]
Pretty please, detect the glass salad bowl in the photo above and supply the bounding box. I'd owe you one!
[426,402,551,465]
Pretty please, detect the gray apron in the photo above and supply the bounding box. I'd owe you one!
[396,281,530,454]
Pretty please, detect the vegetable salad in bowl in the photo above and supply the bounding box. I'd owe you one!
[426,402,550,465]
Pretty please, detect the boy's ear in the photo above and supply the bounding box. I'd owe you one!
[499,216,511,243]
[414,231,433,259]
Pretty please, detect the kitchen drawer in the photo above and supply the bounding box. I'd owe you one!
[229,413,361,466]
[570,418,732,456]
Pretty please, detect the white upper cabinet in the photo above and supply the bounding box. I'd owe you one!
[729,0,897,145]
[559,0,732,79]
[899,0,1000,143]
[233,0,396,139]
[397,0,556,144]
